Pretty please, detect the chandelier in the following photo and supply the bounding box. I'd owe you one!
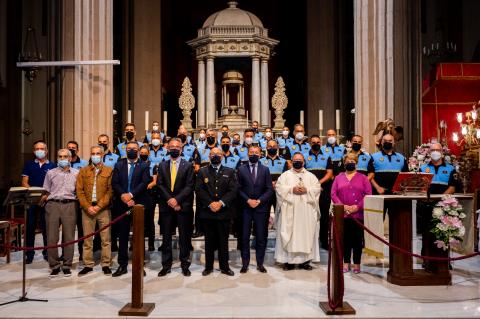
[452,101,480,147]
[18,26,42,82]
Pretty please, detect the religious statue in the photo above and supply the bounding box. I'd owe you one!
[178,77,195,130]
[372,118,404,149]
[271,76,288,131]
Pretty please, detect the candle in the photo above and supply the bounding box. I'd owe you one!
[335,109,341,130]
[461,125,468,136]
[195,111,198,126]
[456,113,463,123]
[472,110,477,121]
[246,111,249,127]
[163,111,168,134]
[423,46,426,54]
[145,110,149,132]
[452,132,459,142]
[300,111,304,125]
[476,129,480,139]
[318,110,324,131]
[127,110,132,123]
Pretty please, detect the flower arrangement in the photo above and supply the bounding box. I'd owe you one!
[408,142,457,172]
[431,195,466,251]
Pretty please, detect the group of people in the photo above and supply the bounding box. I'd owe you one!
[20,120,458,278]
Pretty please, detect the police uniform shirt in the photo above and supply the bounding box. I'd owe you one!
[259,138,276,151]
[234,143,251,164]
[195,139,206,149]
[420,161,456,194]
[304,150,333,181]
[144,131,165,144]
[70,156,89,169]
[221,152,241,170]
[321,143,346,176]
[198,144,217,167]
[149,145,168,165]
[287,140,311,156]
[369,150,408,192]
[277,136,294,149]
[254,131,264,142]
[116,140,144,158]
[182,143,198,162]
[103,151,119,168]
[261,155,288,181]
[352,151,372,176]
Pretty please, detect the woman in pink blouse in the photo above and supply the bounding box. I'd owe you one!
[331,152,372,273]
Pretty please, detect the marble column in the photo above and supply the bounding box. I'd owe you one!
[251,57,261,123]
[260,58,269,127]
[197,59,205,127]
[354,0,420,153]
[206,57,215,127]
[61,0,113,157]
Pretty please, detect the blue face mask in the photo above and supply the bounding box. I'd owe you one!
[35,150,46,159]
[91,155,102,165]
[58,159,70,168]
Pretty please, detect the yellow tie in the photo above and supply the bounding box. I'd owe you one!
[170,161,177,192]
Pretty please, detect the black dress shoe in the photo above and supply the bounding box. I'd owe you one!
[181,267,191,277]
[148,244,155,252]
[78,267,93,276]
[282,263,295,271]
[192,231,204,238]
[158,267,171,277]
[240,265,248,273]
[220,268,234,276]
[111,244,118,252]
[299,262,313,271]
[102,266,112,275]
[257,265,267,273]
[144,269,146,277]
[112,266,128,277]
[202,269,213,276]
[26,257,33,264]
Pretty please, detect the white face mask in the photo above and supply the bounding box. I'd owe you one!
[245,137,253,145]
[265,132,272,138]
[430,151,442,161]
[327,136,337,145]
[152,139,161,147]
[282,130,289,137]
[199,133,206,139]
[152,125,159,131]
[295,132,304,141]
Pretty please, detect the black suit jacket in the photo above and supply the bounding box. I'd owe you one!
[156,158,194,213]
[237,162,274,212]
[195,165,237,220]
[111,158,151,212]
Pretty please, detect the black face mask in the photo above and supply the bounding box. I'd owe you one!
[351,143,361,152]
[125,131,134,140]
[311,144,321,152]
[222,131,228,137]
[249,155,259,163]
[382,142,393,151]
[98,143,108,152]
[221,144,230,153]
[210,155,221,165]
[267,148,278,156]
[252,128,258,133]
[140,154,149,162]
[169,149,181,159]
[69,149,77,158]
[206,136,216,145]
[232,140,240,146]
[178,134,187,143]
[126,149,138,160]
[345,163,356,171]
[292,161,303,169]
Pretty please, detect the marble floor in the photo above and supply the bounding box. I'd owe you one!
[0,236,479,319]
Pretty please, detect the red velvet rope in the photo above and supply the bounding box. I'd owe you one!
[352,218,480,261]
[326,215,345,310]
[3,210,131,251]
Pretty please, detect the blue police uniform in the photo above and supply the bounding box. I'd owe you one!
[259,138,275,150]
[221,152,241,170]
[195,139,206,149]
[103,151,119,168]
[369,150,408,193]
[420,162,456,194]
[261,155,288,181]
[287,141,311,156]
[71,157,89,169]
[116,140,144,158]
[145,131,165,144]
[321,143,346,176]
[354,151,372,176]
[277,136,294,149]
[182,143,197,162]
[149,145,168,168]
[198,144,217,167]
[304,150,333,180]
[234,144,251,164]
[254,131,264,142]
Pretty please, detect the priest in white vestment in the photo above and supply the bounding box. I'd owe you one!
[274,152,321,270]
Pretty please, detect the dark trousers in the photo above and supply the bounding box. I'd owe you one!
[319,190,331,250]
[160,209,192,268]
[111,202,122,248]
[145,197,155,244]
[203,219,230,271]
[343,218,364,264]
[117,214,133,267]
[241,209,268,266]
[26,205,47,259]
[75,203,84,258]
[194,197,204,234]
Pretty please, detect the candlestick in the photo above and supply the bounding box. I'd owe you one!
[163,111,168,134]
[300,111,304,125]
[127,110,132,123]
[318,110,324,131]
[145,111,149,132]
[335,109,341,130]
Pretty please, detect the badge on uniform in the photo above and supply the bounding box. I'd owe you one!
[204,177,209,183]
[321,157,325,161]
[109,158,113,161]
[241,148,245,152]
[325,148,330,152]
[122,145,125,149]
[443,170,448,174]
[379,157,384,162]
[292,146,296,150]
[308,156,312,161]
[425,168,430,173]
[362,158,366,161]
[396,159,400,162]
[202,149,206,154]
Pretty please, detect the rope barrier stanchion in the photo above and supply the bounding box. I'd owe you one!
[319,204,356,315]
[119,204,155,316]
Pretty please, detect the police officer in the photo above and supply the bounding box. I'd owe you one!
[195,129,207,149]
[149,131,168,169]
[277,126,294,151]
[261,139,288,183]
[144,120,165,144]
[368,134,408,195]
[321,129,346,176]
[220,136,241,170]
[98,134,119,168]
[177,125,199,166]
[304,134,334,250]
[259,127,275,151]
[218,125,230,143]
[116,123,144,158]
[198,129,219,168]
[348,135,371,176]
[287,124,311,155]
[232,133,241,148]
[251,121,263,142]
[235,129,255,165]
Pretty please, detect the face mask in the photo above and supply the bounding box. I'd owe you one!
[35,150,46,159]
[292,161,303,169]
[252,128,258,133]
[126,131,135,140]
[430,151,442,161]
[265,132,272,138]
[221,144,230,153]
[178,134,187,143]
[249,155,259,163]
[69,149,77,158]
[232,139,240,146]
[58,159,70,168]
[210,155,221,165]
[267,148,278,156]
[295,132,304,141]
[351,143,361,152]
[199,133,206,139]
[91,155,102,165]
[152,139,161,147]
[152,125,159,131]
[140,154,149,162]
[169,149,181,159]
[382,142,393,151]
[222,131,228,137]
[282,130,289,137]
[98,143,108,151]
[327,136,337,145]
[245,137,253,145]
[206,136,215,145]
[345,162,356,172]
[126,149,138,160]
[311,144,321,152]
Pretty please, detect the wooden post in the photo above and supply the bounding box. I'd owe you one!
[119,205,155,316]
[319,204,356,315]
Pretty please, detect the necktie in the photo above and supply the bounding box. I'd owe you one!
[251,164,256,183]
[170,160,177,192]
[127,162,135,192]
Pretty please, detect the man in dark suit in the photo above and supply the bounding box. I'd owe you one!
[237,146,274,273]
[111,141,151,277]
[156,137,194,277]
[195,147,237,276]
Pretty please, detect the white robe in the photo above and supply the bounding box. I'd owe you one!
[274,168,321,264]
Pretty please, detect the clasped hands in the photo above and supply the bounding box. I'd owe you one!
[87,205,101,215]
[247,199,261,209]
[344,205,359,215]
[167,198,181,212]
[121,193,135,207]
[209,201,223,213]
[292,186,307,195]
